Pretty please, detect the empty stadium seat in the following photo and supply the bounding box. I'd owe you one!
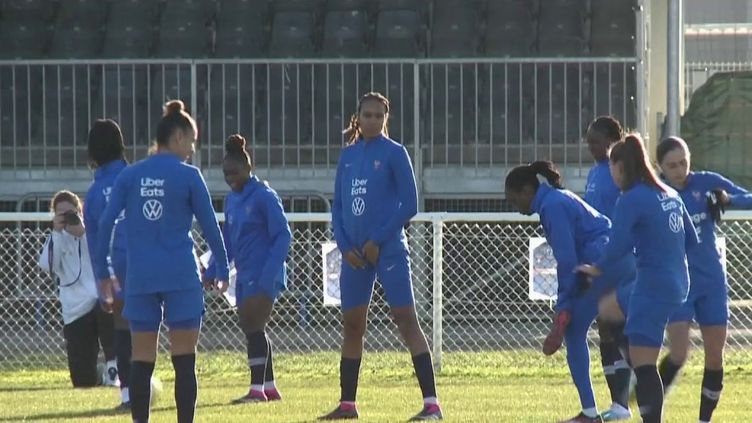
[49,0,106,58]
[590,0,636,56]
[321,9,368,57]
[154,0,213,58]
[102,0,157,58]
[484,0,536,57]
[537,0,589,56]
[430,0,481,57]
[272,0,322,13]
[268,11,316,57]
[326,0,371,12]
[0,21,48,59]
[372,10,423,57]
[1,0,54,21]
[214,0,268,57]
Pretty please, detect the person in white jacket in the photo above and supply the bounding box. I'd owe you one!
[38,190,117,387]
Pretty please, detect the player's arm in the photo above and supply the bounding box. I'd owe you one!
[190,169,230,281]
[332,158,354,253]
[541,203,579,313]
[259,191,292,288]
[83,187,109,280]
[369,145,418,245]
[716,174,752,208]
[95,173,127,281]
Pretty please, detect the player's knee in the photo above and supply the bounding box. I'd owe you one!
[703,347,723,370]
[343,316,367,339]
[669,347,689,366]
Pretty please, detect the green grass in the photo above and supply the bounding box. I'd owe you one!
[1,351,751,422]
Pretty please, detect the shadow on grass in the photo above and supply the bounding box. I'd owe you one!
[0,401,320,422]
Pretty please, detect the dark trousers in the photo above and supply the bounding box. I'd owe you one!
[62,305,115,387]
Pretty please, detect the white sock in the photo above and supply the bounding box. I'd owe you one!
[610,403,629,412]
[582,407,598,418]
[424,396,439,406]
[251,384,264,393]
[264,381,276,390]
[120,387,129,403]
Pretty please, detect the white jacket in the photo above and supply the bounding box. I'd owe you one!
[38,230,99,325]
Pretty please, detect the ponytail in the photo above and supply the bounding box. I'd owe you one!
[505,160,564,193]
[610,133,665,192]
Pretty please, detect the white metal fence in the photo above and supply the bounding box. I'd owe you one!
[2,211,752,370]
[0,58,640,173]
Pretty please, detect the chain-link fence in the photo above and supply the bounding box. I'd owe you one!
[2,212,752,370]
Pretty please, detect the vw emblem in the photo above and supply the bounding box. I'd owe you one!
[668,212,683,233]
[351,197,366,216]
[143,199,163,221]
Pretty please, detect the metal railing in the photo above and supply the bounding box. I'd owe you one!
[0,58,640,174]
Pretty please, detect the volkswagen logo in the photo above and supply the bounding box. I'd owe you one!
[351,197,365,216]
[143,199,163,221]
[668,212,683,233]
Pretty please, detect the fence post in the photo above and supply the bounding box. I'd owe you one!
[431,218,443,372]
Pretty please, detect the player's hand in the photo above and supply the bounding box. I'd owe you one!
[99,277,121,313]
[345,249,367,270]
[52,215,66,232]
[575,264,601,278]
[201,275,215,290]
[362,240,380,266]
[715,189,731,206]
[214,279,229,293]
[542,310,571,355]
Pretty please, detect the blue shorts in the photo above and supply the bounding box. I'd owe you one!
[124,288,205,332]
[669,280,728,326]
[615,281,634,317]
[340,250,414,311]
[624,295,682,347]
[236,266,287,304]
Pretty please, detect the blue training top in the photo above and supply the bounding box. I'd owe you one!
[332,134,418,255]
[675,171,752,286]
[84,159,128,278]
[204,175,292,288]
[94,153,229,294]
[531,183,612,312]
[595,182,698,303]
[584,159,620,219]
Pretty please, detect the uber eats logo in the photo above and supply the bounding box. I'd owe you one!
[141,178,164,221]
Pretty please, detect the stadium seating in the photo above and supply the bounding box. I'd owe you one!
[49,0,106,58]
[0,0,638,59]
[321,9,369,57]
[0,0,639,168]
[430,0,482,57]
[590,0,635,57]
[268,11,317,57]
[536,0,589,57]
[483,0,537,57]
[102,0,158,58]
[154,0,213,58]
[214,0,268,58]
